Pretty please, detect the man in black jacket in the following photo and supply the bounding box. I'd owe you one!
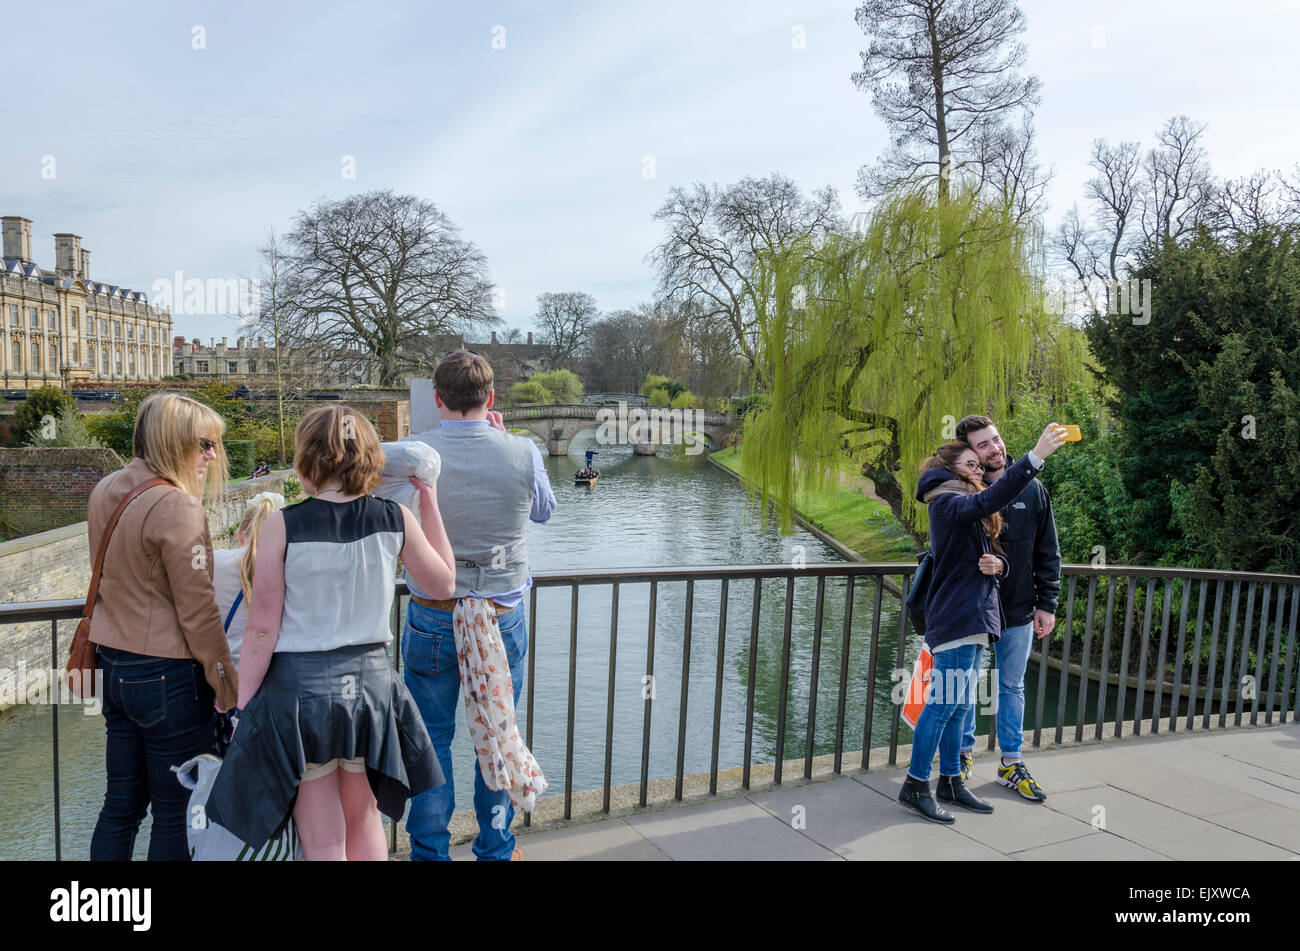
[955,415,1061,802]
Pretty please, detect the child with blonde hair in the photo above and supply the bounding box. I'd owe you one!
[213,491,286,666]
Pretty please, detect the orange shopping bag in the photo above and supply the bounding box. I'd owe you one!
[901,644,934,729]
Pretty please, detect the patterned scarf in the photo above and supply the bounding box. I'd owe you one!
[452,597,548,811]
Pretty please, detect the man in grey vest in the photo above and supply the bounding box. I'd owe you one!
[401,350,556,861]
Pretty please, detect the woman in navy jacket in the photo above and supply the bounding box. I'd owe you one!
[899,423,1068,823]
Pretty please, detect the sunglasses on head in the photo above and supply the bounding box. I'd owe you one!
[440,348,482,358]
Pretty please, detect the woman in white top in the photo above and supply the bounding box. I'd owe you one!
[205,406,457,860]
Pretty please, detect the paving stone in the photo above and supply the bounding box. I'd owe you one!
[1205,802,1300,855]
[626,797,841,860]
[1045,786,1293,860]
[1055,746,1265,818]
[1012,831,1170,861]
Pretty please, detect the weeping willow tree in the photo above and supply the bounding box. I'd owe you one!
[740,187,1088,543]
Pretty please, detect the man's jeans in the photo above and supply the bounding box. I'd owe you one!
[91,646,215,861]
[907,644,981,782]
[961,621,1034,759]
[402,599,528,861]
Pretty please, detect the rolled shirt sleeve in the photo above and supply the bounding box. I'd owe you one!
[529,442,557,524]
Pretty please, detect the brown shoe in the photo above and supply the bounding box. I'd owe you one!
[511,846,525,861]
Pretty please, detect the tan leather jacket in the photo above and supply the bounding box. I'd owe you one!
[86,458,239,710]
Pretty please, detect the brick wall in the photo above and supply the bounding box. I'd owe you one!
[0,447,127,539]
[331,399,410,441]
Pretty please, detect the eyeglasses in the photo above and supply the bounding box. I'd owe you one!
[198,438,219,454]
[959,460,984,471]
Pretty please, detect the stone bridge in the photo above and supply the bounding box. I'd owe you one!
[501,403,739,456]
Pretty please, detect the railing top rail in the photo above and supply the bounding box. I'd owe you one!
[3,563,1298,624]
[1059,564,1300,585]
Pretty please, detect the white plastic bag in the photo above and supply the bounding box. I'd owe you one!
[173,754,301,861]
[374,440,441,517]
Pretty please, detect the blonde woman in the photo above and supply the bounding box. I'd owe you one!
[206,406,456,861]
[212,491,286,667]
[87,392,241,861]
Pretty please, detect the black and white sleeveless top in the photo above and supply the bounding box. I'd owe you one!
[274,495,405,653]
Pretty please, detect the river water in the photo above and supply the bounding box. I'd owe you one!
[0,436,1101,859]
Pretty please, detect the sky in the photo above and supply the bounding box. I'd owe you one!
[3,0,1298,344]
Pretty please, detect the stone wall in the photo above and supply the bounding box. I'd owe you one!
[0,447,127,539]
[0,468,298,712]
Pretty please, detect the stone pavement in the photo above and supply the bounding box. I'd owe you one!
[446,721,1300,860]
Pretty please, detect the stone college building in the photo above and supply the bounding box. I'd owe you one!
[2,215,172,390]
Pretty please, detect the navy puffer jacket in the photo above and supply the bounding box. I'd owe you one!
[914,454,1040,650]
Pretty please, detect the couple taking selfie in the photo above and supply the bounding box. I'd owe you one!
[899,416,1069,823]
[83,350,553,861]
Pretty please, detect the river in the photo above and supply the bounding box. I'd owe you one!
[0,435,1113,859]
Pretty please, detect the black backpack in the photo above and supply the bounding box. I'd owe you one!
[904,551,933,636]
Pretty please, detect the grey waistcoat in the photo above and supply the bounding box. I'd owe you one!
[402,424,537,599]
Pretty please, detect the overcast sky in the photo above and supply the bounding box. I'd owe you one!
[3,0,1297,343]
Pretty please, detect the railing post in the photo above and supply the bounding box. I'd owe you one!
[834,576,855,774]
[709,580,728,795]
[804,576,826,780]
[773,576,794,786]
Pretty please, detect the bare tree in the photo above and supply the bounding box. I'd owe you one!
[649,174,841,385]
[852,0,1042,202]
[971,114,1051,227]
[279,190,496,387]
[534,291,597,369]
[1140,115,1216,245]
[1208,166,1300,237]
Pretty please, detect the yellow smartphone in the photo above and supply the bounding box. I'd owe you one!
[1059,424,1082,442]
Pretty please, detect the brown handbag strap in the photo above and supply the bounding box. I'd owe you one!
[83,476,173,622]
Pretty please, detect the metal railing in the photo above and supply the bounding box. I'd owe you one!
[3,562,1298,860]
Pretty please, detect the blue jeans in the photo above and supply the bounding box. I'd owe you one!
[907,644,981,782]
[402,600,528,861]
[961,621,1034,759]
[91,646,215,861]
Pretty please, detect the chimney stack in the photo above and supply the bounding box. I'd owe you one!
[3,216,33,264]
[173,335,185,351]
[221,336,227,349]
[80,248,91,280]
[258,337,264,350]
[52,233,83,278]
[491,331,498,345]
[526,331,533,345]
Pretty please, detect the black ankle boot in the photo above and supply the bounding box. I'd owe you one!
[898,776,955,824]
[936,774,994,813]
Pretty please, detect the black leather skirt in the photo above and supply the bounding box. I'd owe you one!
[205,643,444,850]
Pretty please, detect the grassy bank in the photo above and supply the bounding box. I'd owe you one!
[709,447,917,563]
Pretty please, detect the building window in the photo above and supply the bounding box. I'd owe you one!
[9,304,18,326]
[50,343,58,371]
[248,360,256,375]
[129,352,136,376]
[73,342,80,365]
[48,310,57,330]
[152,352,158,377]
[115,321,122,338]
[197,360,209,373]
[115,353,122,376]
[85,314,92,335]
[32,342,40,373]
[229,361,238,374]
[127,324,134,340]
[30,307,39,328]
[88,343,95,368]
[151,326,157,343]
[11,339,19,371]
[100,318,107,336]
[101,351,108,373]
